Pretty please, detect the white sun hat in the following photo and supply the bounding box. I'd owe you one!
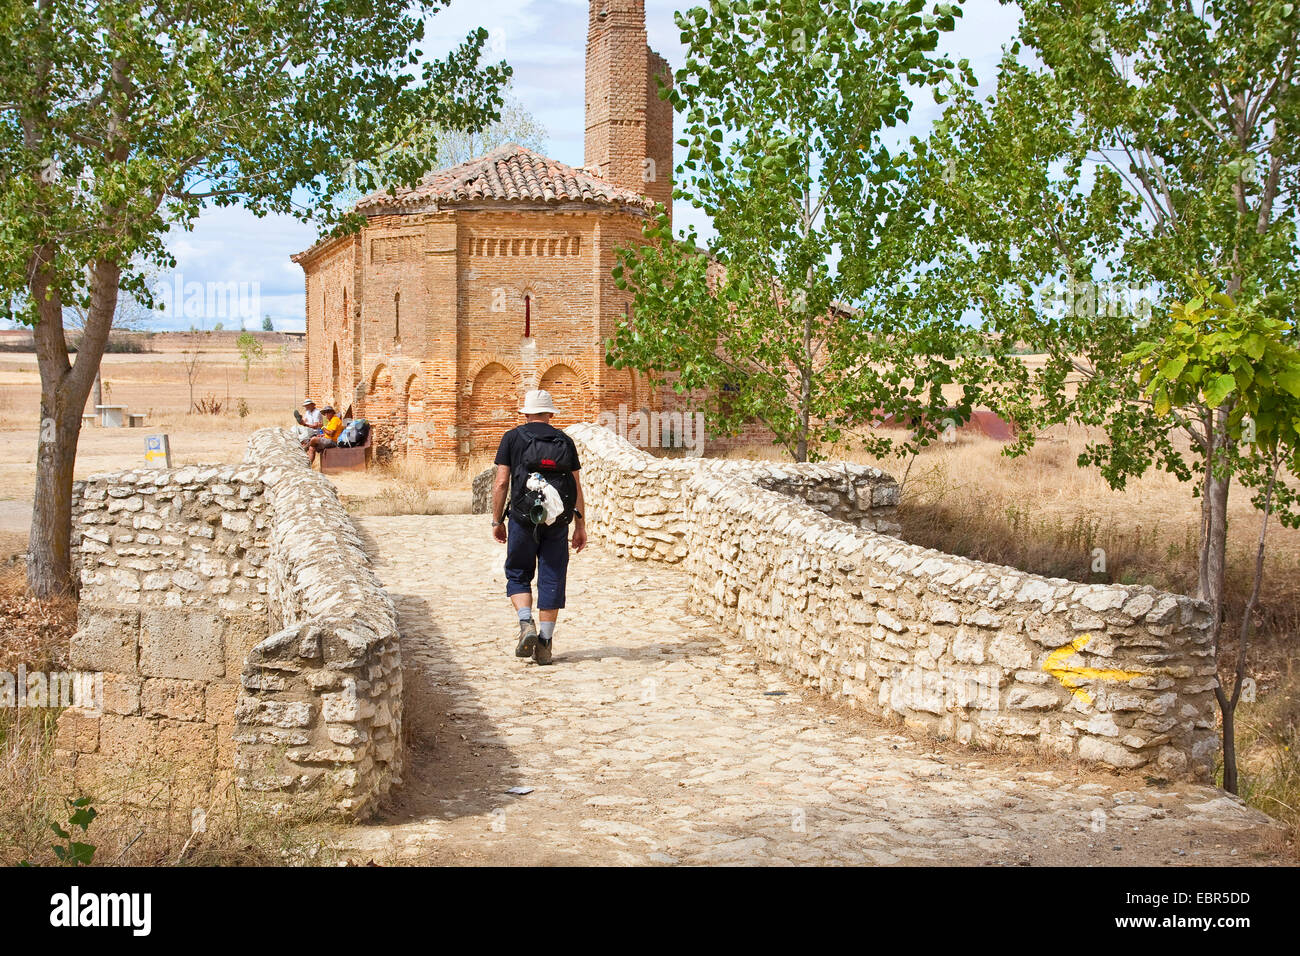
[519,389,560,415]
[302,398,316,406]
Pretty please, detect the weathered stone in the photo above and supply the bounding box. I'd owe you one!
[70,608,139,674]
[139,609,224,679]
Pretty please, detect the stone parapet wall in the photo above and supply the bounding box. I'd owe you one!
[514,423,901,564]
[59,465,275,807]
[566,425,1219,778]
[58,428,401,821]
[233,429,401,818]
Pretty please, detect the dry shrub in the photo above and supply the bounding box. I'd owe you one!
[380,453,494,492]
[191,394,224,415]
[0,707,64,865]
[1232,668,1300,859]
[0,708,342,867]
[342,452,492,516]
[0,555,75,675]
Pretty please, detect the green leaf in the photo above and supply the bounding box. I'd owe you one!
[1203,373,1237,409]
[1275,369,1300,399]
[1158,355,1187,381]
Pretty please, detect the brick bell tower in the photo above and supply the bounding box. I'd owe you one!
[584,0,673,223]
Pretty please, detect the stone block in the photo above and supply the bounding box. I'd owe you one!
[101,674,141,716]
[54,711,100,754]
[70,608,139,674]
[205,682,240,726]
[155,719,218,768]
[97,714,158,761]
[235,696,315,728]
[141,678,206,721]
[224,612,271,678]
[139,609,224,679]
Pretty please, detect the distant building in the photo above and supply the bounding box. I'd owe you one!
[292,0,672,463]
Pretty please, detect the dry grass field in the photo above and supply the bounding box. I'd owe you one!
[0,342,1295,858]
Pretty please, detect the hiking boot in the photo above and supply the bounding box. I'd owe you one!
[533,638,553,666]
[515,619,538,658]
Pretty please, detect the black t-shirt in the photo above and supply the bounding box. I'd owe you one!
[494,422,582,517]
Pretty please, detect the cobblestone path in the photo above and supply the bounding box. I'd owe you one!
[338,515,1283,866]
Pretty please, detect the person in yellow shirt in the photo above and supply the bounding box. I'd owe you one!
[306,406,343,465]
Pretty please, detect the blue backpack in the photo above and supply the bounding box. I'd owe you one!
[338,418,369,447]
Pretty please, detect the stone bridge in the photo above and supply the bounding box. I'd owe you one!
[56,427,1283,864]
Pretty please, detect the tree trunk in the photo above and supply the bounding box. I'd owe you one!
[1197,405,1231,607]
[28,400,81,596]
[26,244,76,596]
[26,253,121,597]
[1215,460,1279,795]
[1220,703,1239,794]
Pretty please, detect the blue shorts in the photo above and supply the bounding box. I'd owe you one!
[504,515,570,609]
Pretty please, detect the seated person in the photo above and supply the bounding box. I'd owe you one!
[306,406,343,465]
[294,398,323,445]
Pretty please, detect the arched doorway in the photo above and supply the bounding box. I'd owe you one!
[404,374,424,460]
[539,364,592,429]
[368,365,395,461]
[468,363,519,456]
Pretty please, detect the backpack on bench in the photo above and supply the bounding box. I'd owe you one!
[338,418,370,448]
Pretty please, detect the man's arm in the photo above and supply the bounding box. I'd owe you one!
[492,465,510,523]
[571,470,587,552]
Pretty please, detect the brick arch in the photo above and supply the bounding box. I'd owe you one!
[467,362,521,456]
[539,363,595,429]
[368,363,392,394]
[365,363,398,460]
[465,355,523,389]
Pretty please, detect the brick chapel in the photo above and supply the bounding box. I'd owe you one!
[292,0,673,464]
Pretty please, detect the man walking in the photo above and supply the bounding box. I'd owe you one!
[491,389,586,666]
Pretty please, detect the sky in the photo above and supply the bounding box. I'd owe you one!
[42,0,1027,333]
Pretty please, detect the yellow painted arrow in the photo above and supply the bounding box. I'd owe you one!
[1042,634,1145,706]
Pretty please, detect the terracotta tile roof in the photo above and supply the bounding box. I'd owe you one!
[354,143,654,215]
